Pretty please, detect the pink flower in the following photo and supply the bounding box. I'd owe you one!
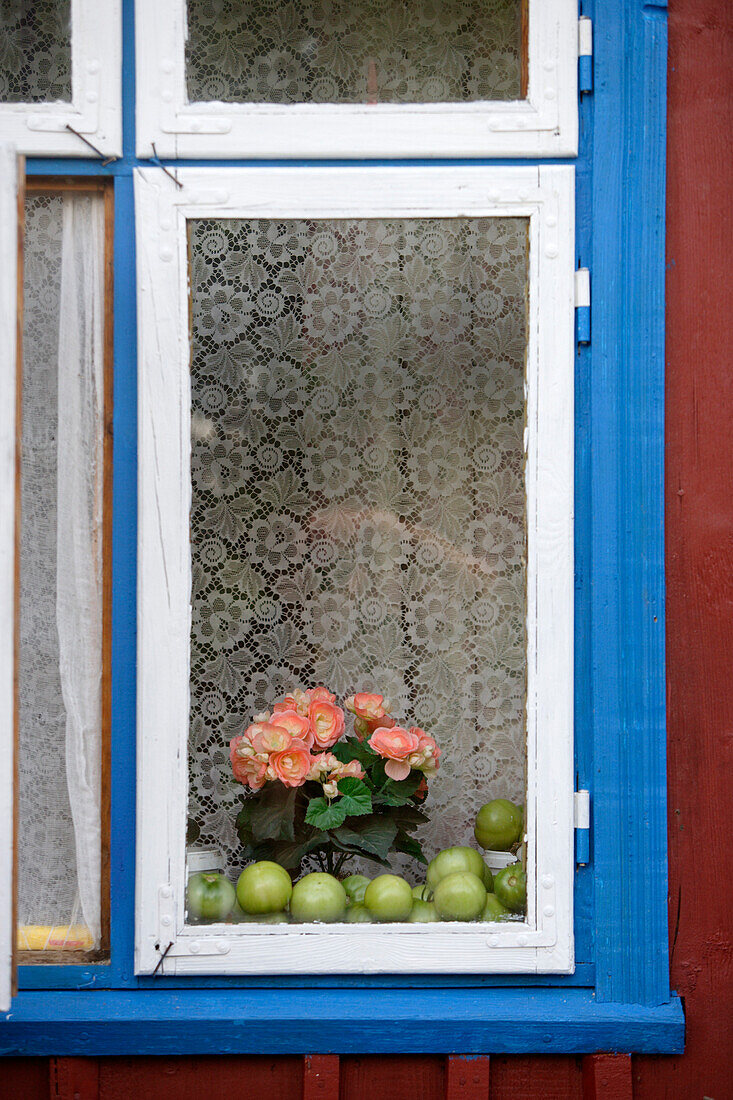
[346,692,390,720]
[407,726,442,774]
[368,726,421,781]
[270,708,314,749]
[306,686,337,705]
[309,700,345,749]
[230,736,268,790]
[249,722,295,755]
[335,759,366,781]
[269,746,312,787]
[273,689,310,717]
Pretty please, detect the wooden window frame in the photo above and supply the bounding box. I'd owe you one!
[0,0,122,158]
[13,176,114,965]
[134,164,575,977]
[135,0,577,159]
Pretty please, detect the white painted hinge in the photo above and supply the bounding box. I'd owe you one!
[155,884,231,972]
[579,17,593,94]
[574,789,591,865]
[575,267,591,344]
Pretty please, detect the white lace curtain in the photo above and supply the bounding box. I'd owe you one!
[18,192,104,947]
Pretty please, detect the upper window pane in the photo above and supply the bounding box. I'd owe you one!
[0,0,71,104]
[185,0,524,105]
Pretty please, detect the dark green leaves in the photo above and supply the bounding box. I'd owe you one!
[249,784,297,842]
[333,816,398,862]
[336,777,372,817]
[330,737,378,769]
[372,770,424,807]
[305,797,347,830]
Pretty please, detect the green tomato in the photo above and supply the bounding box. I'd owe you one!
[474,799,523,851]
[236,861,292,915]
[407,898,440,923]
[481,893,511,922]
[433,871,487,921]
[345,903,373,923]
[493,865,527,913]
[481,862,494,891]
[426,846,485,890]
[186,872,236,923]
[364,874,413,922]
[342,874,370,905]
[242,910,290,924]
[412,883,432,901]
[290,873,347,923]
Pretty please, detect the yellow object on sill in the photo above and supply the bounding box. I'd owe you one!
[17,925,95,951]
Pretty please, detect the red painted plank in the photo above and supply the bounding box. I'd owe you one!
[303,1055,339,1100]
[634,0,733,1096]
[50,1057,99,1100]
[581,1055,631,1100]
[0,1057,48,1100]
[340,1056,445,1100]
[444,1056,490,1099]
[489,1056,583,1100]
[97,1056,302,1100]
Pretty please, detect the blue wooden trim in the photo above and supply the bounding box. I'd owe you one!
[588,0,669,1004]
[0,989,684,1056]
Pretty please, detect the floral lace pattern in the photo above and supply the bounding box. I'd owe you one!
[18,196,78,929]
[0,0,71,104]
[185,0,522,104]
[188,216,528,876]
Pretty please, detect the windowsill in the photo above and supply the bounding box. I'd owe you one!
[0,987,684,1055]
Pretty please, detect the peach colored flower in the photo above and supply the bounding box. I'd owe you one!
[407,726,442,774]
[306,686,337,705]
[368,726,421,781]
[346,692,390,720]
[273,689,311,717]
[270,708,314,749]
[230,736,268,790]
[250,722,294,755]
[270,746,312,787]
[309,700,345,749]
[335,759,366,781]
[307,752,339,780]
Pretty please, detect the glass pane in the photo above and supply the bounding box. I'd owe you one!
[0,0,72,104]
[187,215,528,923]
[185,0,523,105]
[18,192,105,957]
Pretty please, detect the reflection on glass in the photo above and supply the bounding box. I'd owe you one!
[187,215,529,891]
[0,0,71,104]
[185,0,523,104]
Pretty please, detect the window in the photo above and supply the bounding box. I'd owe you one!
[135,0,577,158]
[0,0,121,157]
[135,165,574,975]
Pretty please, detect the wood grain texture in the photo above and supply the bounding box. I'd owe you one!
[581,1054,631,1100]
[302,1055,339,1100]
[50,1057,99,1100]
[340,1056,445,1100]
[97,1056,302,1100]
[633,0,733,1091]
[489,1056,582,1100]
[444,1055,490,1099]
[0,1056,47,1099]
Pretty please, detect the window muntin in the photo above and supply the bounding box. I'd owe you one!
[0,0,121,157]
[184,0,524,105]
[17,182,112,962]
[187,214,529,891]
[135,166,574,974]
[135,0,577,158]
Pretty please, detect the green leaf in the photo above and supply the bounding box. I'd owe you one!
[330,737,379,769]
[267,835,324,872]
[333,816,397,862]
[373,771,424,807]
[250,784,297,842]
[336,777,372,817]
[305,797,347,831]
[391,804,430,833]
[394,829,428,865]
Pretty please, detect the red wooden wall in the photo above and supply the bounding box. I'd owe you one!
[1,1,731,1097]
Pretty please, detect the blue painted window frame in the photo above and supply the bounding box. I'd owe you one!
[3,0,683,1054]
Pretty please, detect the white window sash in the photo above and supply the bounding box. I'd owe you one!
[0,0,121,158]
[135,0,578,159]
[135,164,575,976]
[0,144,19,1012]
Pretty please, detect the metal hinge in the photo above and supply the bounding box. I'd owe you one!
[579,17,593,94]
[574,789,591,866]
[575,267,591,345]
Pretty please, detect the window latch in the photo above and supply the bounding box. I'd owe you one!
[579,17,593,94]
[574,789,591,866]
[575,267,591,345]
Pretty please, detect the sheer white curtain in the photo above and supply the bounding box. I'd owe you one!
[18,192,104,949]
[56,194,105,946]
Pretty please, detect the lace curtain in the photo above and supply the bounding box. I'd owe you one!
[185,0,522,104]
[18,193,104,947]
[188,216,528,878]
[0,0,71,104]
